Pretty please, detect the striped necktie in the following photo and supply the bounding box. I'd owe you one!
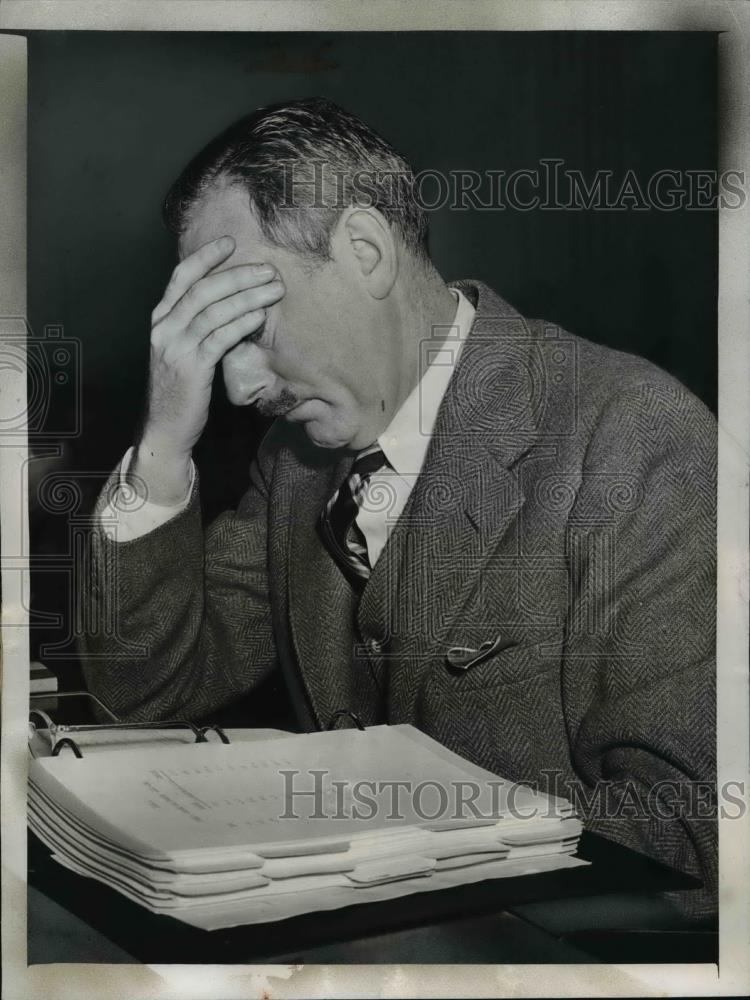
[318,444,386,589]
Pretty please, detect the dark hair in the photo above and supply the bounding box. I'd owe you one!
[163,97,429,263]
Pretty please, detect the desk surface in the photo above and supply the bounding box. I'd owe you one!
[28,831,705,965]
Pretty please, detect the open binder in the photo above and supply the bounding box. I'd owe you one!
[28,695,588,931]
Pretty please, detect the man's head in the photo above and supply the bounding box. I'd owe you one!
[164,98,436,450]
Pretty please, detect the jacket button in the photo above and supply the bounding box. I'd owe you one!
[368,637,382,655]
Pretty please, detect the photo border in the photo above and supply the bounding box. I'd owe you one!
[1,2,747,997]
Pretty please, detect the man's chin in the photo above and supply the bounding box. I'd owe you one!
[292,414,356,450]
[283,402,362,450]
[303,422,351,449]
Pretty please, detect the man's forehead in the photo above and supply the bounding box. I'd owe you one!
[177,183,266,262]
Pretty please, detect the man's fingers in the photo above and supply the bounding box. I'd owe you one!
[169,262,278,328]
[153,237,236,322]
[190,280,284,341]
[198,310,269,364]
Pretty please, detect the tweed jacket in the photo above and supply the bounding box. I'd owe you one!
[81,280,717,919]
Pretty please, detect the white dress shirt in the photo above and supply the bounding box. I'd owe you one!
[101,287,475,552]
[356,287,474,567]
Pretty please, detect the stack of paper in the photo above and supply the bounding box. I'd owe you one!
[28,724,587,930]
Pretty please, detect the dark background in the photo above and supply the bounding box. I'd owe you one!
[21,30,717,686]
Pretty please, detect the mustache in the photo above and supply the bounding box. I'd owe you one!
[254,387,300,418]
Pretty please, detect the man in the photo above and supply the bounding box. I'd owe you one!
[80,98,716,920]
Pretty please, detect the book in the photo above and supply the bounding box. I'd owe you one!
[28,723,587,931]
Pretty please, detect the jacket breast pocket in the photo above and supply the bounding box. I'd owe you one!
[439,635,562,693]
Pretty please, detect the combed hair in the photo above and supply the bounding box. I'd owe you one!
[163,97,429,263]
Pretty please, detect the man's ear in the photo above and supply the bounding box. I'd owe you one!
[334,207,398,299]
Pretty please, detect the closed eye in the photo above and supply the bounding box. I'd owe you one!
[241,319,267,345]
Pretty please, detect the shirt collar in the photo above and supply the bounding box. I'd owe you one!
[376,287,476,477]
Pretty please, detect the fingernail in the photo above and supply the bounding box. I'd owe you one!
[218,236,235,251]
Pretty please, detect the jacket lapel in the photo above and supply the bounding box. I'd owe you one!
[362,282,544,714]
[286,448,359,728]
[358,438,525,635]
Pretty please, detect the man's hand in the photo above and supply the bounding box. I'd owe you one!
[130,237,284,505]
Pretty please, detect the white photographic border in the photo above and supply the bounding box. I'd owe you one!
[1,2,747,997]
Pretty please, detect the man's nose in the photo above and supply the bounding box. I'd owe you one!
[221,345,273,407]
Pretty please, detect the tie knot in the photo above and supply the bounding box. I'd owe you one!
[351,445,386,482]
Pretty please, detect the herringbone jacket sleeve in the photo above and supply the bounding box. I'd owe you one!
[78,445,277,723]
[562,380,717,920]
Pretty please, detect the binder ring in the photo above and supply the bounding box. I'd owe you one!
[326,710,365,731]
[198,725,231,744]
[29,716,213,758]
[51,737,83,758]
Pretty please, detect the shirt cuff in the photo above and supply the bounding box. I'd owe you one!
[98,446,195,542]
